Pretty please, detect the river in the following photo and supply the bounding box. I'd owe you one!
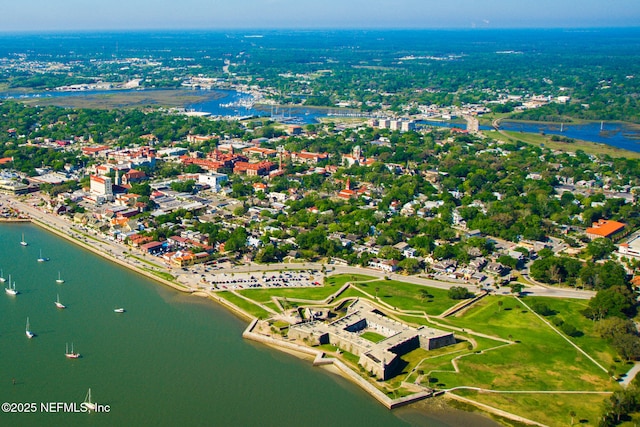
[0,223,498,426]
[497,120,640,153]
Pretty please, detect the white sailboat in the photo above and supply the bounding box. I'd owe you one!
[56,272,65,284]
[84,388,96,411]
[25,317,35,339]
[55,294,66,309]
[37,249,48,262]
[0,269,5,283]
[65,343,80,359]
[20,233,28,246]
[5,275,17,295]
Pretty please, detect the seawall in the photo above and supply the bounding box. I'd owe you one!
[27,217,192,295]
[242,319,432,410]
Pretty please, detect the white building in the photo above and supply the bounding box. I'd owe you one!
[90,175,113,202]
[198,173,228,191]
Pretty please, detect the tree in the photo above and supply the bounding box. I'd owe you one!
[586,238,615,261]
[170,179,195,193]
[398,258,421,274]
[448,286,473,300]
[498,255,519,270]
[509,283,524,296]
[418,289,432,301]
[585,286,637,320]
[612,333,640,361]
[224,227,248,253]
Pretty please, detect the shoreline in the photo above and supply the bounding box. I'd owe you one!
[28,216,193,295]
[1,195,535,425]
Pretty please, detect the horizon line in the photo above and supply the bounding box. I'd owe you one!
[0,25,640,36]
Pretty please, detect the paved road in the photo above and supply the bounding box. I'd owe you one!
[2,193,595,300]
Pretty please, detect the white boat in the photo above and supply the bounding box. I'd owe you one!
[26,317,35,339]
[5,275,18,295]
[0,269,5,283]
[37,249,48,263]
[56,272,65,284]
[114,308,125,313]
[55,294,66,309]
[20,233,28,246]
[84,388,96,411]
[65,343,80,359]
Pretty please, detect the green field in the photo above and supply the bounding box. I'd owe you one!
[237,284,342,304]
[525,296,627,376]
[218,274,621,426]
[428,295,617,425]
[217,291,271,319]
[355,280,461,316]
[454,389,608,427]
[325,274,377,286]
[360,331,387,343]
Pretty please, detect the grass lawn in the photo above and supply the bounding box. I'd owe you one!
[217,291,271,319]
[237,285,340,304]
[524,296,626,376]
[453,389,608,427]
[360,331,387,343]
[316,344,339,353]
[143,269,176,282]
[436,296,614,393]
[325,274,377,287]
[336,287,369,300]
[357,280,460,316]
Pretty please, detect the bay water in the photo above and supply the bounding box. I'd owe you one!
[0,224,498,426]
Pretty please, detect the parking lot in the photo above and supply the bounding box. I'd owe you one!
[178,269,321,291]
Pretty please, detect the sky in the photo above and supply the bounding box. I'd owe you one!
[1,0,639,32]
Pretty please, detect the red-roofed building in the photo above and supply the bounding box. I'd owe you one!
[337,178,362,200]
[82,145,110,157]
[243,146,278,158]
[253,182,268,192]
[291,150,329,165]
[187,134,215,144]
[233,161,276,177]
[122,169,147,185]
[140,241,164,253]
[586,219,626,240]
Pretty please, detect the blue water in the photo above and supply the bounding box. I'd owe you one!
[3,88,639,152]
[498,120,640,152]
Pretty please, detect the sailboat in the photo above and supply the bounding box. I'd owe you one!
[20,233,28,246]
[37,249,48,263]
[5,275,18,295]
[65,343,81,359]
[0,269,5,283]
[55,294,66,309]
[25,317,35,338]
[56,272,65,284]
[83,388,96,411]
